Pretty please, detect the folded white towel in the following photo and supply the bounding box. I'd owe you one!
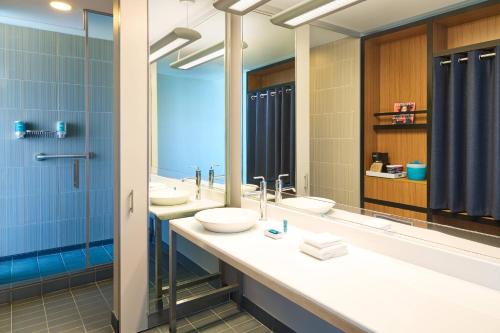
[304,232,343,249]
[299,242,348,260]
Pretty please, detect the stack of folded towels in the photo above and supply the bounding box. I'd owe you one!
[299,232,348,260]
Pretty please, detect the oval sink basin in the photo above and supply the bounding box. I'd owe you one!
[195,208,259,233]
[280,197,335,214]
[150,188,191,206]
[149,182,166,190]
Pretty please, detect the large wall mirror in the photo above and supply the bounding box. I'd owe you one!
[148,6,226,316]
[239,9,499,252]
[241,10,295,197]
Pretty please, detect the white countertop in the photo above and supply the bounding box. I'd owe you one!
[170,217,500,333]
[149,197,224,221]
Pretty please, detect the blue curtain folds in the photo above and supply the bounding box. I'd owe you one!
[431,46,500,219]
[246,85,295,187]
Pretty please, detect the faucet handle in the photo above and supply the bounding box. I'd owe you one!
[253,176,266,182]
[277,174,289,181]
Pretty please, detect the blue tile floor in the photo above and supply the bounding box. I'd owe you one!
[0,243,113,286]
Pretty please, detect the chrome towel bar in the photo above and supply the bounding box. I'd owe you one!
[35,152,93,161]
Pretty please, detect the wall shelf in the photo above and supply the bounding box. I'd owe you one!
[373,124,427,131]
[373,110,428,116]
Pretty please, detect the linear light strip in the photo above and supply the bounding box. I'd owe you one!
[213,0,271,15]
[171,41,248,70]
[271,0,365,28]
[149,27,201,63]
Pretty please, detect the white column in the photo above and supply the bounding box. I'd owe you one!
[225,13,242,207]
[295,25,310,196]
[113,0,149,331]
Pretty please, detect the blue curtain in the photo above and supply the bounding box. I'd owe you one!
[246,85,295,187]
[431,46,500,220]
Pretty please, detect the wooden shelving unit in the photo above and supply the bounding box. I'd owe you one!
[373,110,428,117]
[361,1,500,234]
[373,124,428,131]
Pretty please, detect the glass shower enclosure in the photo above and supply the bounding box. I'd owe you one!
[0,11,114,292]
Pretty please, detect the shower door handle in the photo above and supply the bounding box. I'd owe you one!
[129,190,134,214]
[73,160,79,189]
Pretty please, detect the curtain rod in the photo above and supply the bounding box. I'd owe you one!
[250,88,293,100]
[439,52,496,65]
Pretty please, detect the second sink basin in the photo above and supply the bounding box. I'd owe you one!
[195,208,259,233]
[150,188,191,206]
[280,196,335,214]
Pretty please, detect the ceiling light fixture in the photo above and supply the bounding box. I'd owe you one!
[271,0,365,29]
[149,27,201,63]
[170,41,248,70]
[50,1,72,11]
[213,0,271,15]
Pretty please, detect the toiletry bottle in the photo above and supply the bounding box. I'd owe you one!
[283,219,288,233]
[14,121,26,139]
[56,121,66,139]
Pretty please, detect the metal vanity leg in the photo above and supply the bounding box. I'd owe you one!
[154,215,163,310]
[234,270,244,310]
[169,229,178,333]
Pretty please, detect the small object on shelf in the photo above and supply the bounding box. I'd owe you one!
[14,121,26,139]
[392,113,415,124]
[264,229,283,240]
[407,160,427,180]
[370,162,384,172]
[56,121,66,139]
[366,170,407,179]
[371,152,389,172]
[386,164,403,174]
[393,102,416,112]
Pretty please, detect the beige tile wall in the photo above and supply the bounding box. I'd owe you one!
[310,37,361,206]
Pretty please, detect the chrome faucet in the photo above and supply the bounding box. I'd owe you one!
[253,176,267,221]
[208,164,224,189]
[182,167,202,200]
[275,174,296,204]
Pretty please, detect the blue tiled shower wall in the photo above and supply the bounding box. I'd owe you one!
[0,23,114,258]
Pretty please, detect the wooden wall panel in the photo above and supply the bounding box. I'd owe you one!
[260,68,295,88]
[364,202,428,227]
[363,40,380,171]
[379,33,427,112]
[376,128,427,165]
[364,176,427,208]
[446,13,500,50]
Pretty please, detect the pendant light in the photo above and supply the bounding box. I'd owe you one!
[170,41,248,70]
[149,0,201,63]
[271,0,365,29]
[213,0,271,15]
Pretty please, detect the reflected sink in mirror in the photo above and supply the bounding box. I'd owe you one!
[195,208,259,233]
[150,187,191,206]
[280,197,335,215]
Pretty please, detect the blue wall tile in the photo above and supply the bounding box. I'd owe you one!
[0,23,113,259]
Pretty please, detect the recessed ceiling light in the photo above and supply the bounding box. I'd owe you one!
[271,0,365,29]
[50,1,72,11]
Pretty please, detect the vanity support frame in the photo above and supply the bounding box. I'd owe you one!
[168,228,243,333]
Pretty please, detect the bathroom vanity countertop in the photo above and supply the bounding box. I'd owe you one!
[149,197,224,221]
[170,217,500,333]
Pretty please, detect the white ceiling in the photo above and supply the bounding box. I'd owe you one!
[267,0,485,34]
[0,0,112,36]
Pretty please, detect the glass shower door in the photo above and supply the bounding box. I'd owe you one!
[85,11,114,268]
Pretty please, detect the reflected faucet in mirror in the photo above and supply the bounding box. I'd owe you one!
[208,164,224,189]
[182,166,202,200]
[253,176,267,221]
[275,174,296,204]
